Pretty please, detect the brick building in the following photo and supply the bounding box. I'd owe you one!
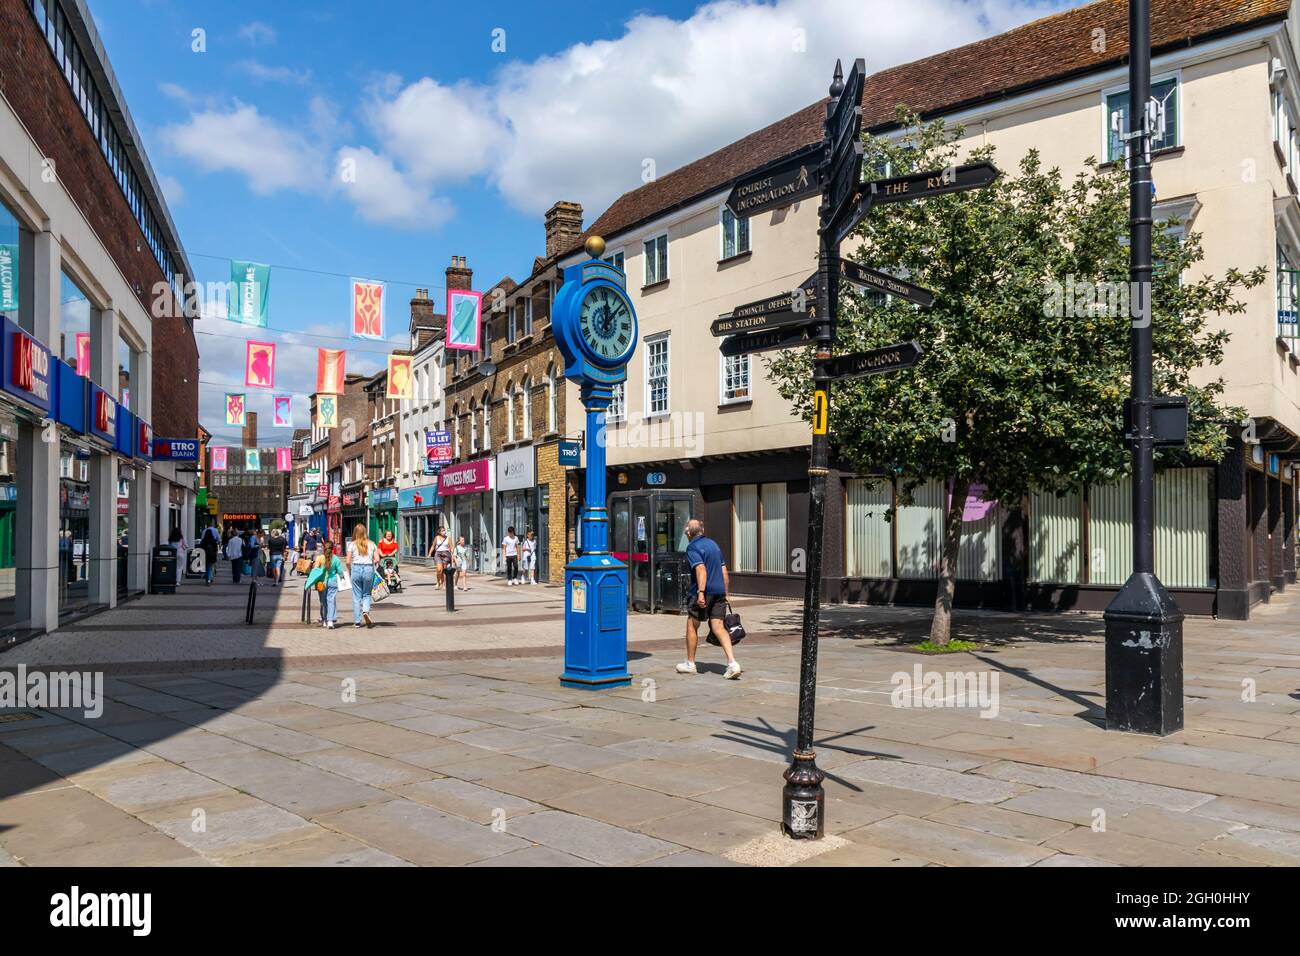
[0,0,199,636]
[364,368,399,540]
[440,203,583,582]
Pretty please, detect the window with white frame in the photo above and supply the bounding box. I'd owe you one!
[547,365,558,433]
[644,234,668,285]
[522,377,533,440]
[505,382,516,443]
[1106,76,1179,163]
[482,393,492,450]
[1279,243,1299,343]
[523,297,533,337]
[608,382,626,423]
[646,335,669,416]
[721,206,750,259]
[732,483,788,574]
[469,400,479,453]
[603,249,625,270]
[720,352,751,404]
[508,303,518,344]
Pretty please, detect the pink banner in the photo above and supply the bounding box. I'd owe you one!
[211,447,227,471]
[949,481,997,522]
[276,447,292,471]
[75,333,90,377]
[436,459,492,495]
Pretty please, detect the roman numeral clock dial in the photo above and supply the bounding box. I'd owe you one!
[579,285,634,364]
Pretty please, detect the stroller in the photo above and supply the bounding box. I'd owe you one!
[378,555,402,593]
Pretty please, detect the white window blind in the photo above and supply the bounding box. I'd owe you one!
[761,483,787,573]
[845,478,891,578]
[733,484,758,572]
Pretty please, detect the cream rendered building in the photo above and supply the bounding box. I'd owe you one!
[561,0,1299,619]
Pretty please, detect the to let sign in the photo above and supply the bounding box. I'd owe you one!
[725,155,820,219]
[822,341,923,380]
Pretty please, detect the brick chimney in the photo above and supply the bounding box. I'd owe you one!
[544,201,583,259]
[409,287,434,340]
[445,256,473,292]
[242,411,258,449]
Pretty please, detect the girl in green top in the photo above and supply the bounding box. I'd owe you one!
[305,541,345,628]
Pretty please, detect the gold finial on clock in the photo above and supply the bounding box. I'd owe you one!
[584,235,606,258]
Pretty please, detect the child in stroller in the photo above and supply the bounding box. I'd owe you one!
[377,530,401,592]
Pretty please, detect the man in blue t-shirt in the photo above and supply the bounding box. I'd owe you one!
[678,518,741,679]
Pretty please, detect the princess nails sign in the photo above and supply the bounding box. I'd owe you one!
[2,318,51,412]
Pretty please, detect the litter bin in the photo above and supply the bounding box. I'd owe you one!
[150,545,178,594]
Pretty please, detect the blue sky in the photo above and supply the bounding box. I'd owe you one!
[88,0,1067,444]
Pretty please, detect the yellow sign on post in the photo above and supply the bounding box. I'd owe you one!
[812,390,828,435]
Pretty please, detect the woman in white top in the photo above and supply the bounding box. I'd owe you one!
[502,527,520,585]
[428,526,451,587]
[346,523,376,628]
[520,530,538,585]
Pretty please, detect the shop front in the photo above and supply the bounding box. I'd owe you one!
[496,447,534,574]
[287,494,313,547]
[398,482,443,564]
[368,486,398,541]
[340,486,366,541]
[439,459,494,572]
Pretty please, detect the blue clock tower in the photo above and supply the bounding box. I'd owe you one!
[551,236,639,690]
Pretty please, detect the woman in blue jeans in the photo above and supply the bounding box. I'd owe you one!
[346,523,376,628]
[305,541,344,629]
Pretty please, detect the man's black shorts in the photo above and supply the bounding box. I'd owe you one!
[689,593,727,622]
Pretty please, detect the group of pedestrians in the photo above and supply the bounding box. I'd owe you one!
[304,523,377,629]
[427,526,472,591]
[501,527,538,586]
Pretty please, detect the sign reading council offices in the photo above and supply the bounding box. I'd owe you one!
[2,318,51,412]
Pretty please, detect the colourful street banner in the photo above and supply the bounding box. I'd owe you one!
[276,447,292,471]
[386,354,413,399]
[272,394,293,427]
[245,340,275,389]
[0,242,18,313]
[228,260,270,327]
[316,348,345,394]
[75,332,90,377]
[351,279,385,340]
[211,447,228,471]
[316,394,338,429]
[446,289,482,351]
[225,393,246,426]
[246,449,261,471]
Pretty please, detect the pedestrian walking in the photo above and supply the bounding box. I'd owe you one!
[346,523,376,628]
[199,525,221,586]
[428,525,451,587]
[225,530,245,584]
[502,526,520,585]
[167,525,187,585]
[521,530,538,585]
[268,527,288,586]
[305,540,344,629]
[676,518,741,679]
[455,535,471,591]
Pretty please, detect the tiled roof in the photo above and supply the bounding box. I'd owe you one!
[576,0,1288,252]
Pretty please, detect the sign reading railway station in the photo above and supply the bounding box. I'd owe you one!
[838,259,935,308]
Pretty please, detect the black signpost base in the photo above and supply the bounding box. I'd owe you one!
[1103,572,1184,735]
[782,750,825,839]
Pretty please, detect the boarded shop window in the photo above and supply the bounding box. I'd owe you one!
[733,484,758,572]
[761,483,787,573]
[1029,488,1084,584]
[845,478,891,578]
[1086,469,1211,588]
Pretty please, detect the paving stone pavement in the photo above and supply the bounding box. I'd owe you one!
[1,575,1299,866]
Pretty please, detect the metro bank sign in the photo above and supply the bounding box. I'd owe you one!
[2,318,51,412]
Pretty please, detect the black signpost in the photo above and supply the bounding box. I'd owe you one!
[711,58,999,841]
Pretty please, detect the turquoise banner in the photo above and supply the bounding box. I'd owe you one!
[0,243,17,313]
[228,259,270,327]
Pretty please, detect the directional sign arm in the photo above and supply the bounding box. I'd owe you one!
[838,260,935,308]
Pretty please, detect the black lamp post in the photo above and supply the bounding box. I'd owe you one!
[1102,0,1184,735]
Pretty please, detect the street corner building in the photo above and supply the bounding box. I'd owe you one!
[548,0,1299,619]
[0,0,200,643]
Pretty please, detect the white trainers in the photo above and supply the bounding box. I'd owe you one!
[723,661,743,680]
[675,661,697,674]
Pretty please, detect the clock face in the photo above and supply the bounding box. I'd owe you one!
[577,285,635,364]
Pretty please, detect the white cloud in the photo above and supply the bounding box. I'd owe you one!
[158,174,185,206]
[238,21,276,47]
[237,59,312,86]
[338,0,1062,219]
[334,146,454,230]
[160,102,325,194]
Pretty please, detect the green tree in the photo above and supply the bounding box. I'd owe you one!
[768,113,1264,645]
